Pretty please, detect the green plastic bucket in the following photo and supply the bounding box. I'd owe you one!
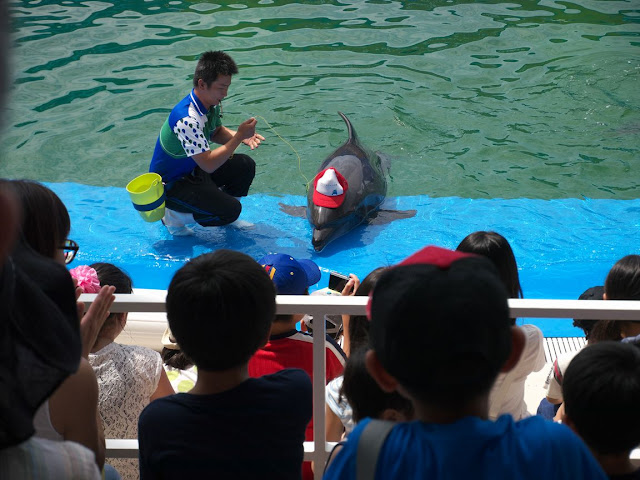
[126,173,165,222]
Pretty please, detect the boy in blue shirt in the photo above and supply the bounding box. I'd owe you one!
[324,245,607,480]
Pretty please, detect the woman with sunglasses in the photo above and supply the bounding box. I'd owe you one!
[5,179,116,474]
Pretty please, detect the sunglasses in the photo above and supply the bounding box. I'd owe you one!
[58,239,79,264]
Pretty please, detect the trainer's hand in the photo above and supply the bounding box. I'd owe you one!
[236,117,257,141]
[242,132,265,150]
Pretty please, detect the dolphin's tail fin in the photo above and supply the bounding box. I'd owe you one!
[338,111,358,144]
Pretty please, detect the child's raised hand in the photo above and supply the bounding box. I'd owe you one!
[77,285,116,358]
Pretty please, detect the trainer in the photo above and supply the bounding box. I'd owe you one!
[149,51,263,234]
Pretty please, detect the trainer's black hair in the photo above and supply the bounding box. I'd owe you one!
[193,51,238,88]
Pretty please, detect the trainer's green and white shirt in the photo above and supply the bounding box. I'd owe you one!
[149,89,222,183]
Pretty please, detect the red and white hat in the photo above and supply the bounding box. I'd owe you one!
[312,168,349,208]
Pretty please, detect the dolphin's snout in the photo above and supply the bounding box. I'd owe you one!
[312,228,333,252]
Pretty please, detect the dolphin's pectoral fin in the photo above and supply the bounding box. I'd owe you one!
[368,209,417,225]
[278,203,307,218]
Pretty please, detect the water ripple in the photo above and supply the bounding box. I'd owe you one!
[3,0,639,198]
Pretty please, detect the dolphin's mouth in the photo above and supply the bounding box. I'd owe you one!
[312,228,334,252]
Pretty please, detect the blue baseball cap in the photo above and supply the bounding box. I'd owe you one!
[259,253,321,295]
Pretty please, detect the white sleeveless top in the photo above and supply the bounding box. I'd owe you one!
[489,324,546,420]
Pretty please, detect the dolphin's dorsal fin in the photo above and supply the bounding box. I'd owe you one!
[338,111,358,144]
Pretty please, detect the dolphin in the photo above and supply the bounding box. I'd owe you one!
[280,112,416,251]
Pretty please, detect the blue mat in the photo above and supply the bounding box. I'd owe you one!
[50,182,640,337]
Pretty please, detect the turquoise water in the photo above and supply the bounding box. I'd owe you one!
[4,0,639,198]
[3,1,640,335]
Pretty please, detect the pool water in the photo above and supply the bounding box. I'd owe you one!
[3,1,639,336]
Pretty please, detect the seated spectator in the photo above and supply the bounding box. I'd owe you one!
[541,286,622,420]
[138,250,312,479]
[249,253,346,480]
[73,263,174,480]
[562,342,640,479]
[160,328,198,392]
[323,245,607,480]
[325,267,388,442]
[324,346,414,471]
[340,347,414,425]
[604,254,640,340]
[5,179,115,472]
[457,231,545,420]
[0,182,101,479]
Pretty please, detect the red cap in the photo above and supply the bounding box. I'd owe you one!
[366,246,478,319]
[399,245,477,269]
[312,168,349,208]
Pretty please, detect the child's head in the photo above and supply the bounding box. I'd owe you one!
[368,246,512,408]
[605,254,640,300]
[456,231,522,301]
[563,341,640,456]
[91,262,132,295]
[5,179,71,262]
[71,263,133,344]
[258,253,321,296]
[341,347,413,423]
[604,254,640,339]
[91,263,132,336]
[166,250,276,371]
[258,253,321,324]
[160,328,194,370]
[572,286,604,340]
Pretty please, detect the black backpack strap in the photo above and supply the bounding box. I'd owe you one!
[356,420,396,480]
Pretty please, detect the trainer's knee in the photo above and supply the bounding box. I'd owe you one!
[196,197,241,227]
[224,199,242,224]
[238,154,256,182]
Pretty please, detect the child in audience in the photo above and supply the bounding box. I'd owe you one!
[323,245,607,479]
[6,179,115,472]
[249,252,346,480]
[457,231,545,420]
[325,267,388,441]
[604,254,640,340]
[542,286,621,420]
[75,263,174,480]
[324,347,414,472]
[138,250,312,479]
[340,347,414,425]
[160,328,198,392]
[0,183,101,479]
[562,342,640,479]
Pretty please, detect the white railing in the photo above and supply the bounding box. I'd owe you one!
[82,293,640,479]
